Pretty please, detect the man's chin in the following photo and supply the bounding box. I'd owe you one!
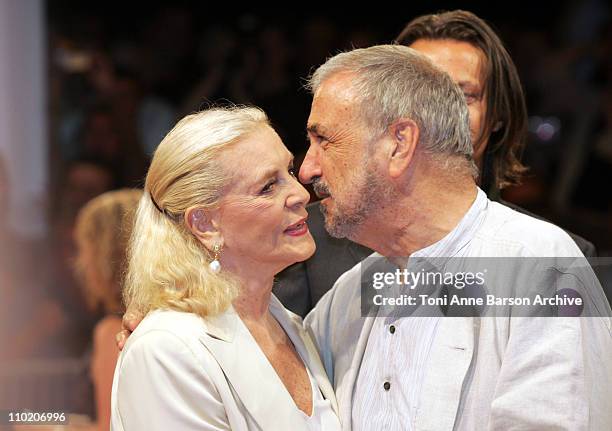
[319,198,362,238]
[318,202,341,237]
[323,213,351,239]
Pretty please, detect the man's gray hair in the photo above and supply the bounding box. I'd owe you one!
[307,45,473,161]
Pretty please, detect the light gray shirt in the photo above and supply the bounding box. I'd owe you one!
[352,189,488,431]
[306,188,612,430]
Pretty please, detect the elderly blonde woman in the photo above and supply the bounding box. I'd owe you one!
[110,107,341,430]
[74,188,142,431]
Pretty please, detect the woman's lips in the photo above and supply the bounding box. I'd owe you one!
[284,220,309,236]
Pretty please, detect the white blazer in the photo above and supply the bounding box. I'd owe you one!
[111,295,339,430]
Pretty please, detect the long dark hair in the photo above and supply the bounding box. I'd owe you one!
[396,10,528,192]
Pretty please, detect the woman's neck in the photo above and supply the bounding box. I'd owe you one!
[232,275,275,323]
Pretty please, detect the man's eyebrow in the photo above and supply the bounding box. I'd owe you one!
[307,124,334,143]
[457,81,481,91]
[307,124,325,136]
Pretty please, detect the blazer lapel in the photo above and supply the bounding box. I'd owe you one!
[269,295,340,416]
[199,306,309,431]
[415,317,476,430]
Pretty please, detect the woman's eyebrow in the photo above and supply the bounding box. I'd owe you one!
[253,167,278,184]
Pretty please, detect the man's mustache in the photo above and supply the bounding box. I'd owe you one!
[312,178,331,199]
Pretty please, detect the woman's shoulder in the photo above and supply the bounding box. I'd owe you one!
[122,309,207,355]
[134,308,205,335]
[113,310,232,428]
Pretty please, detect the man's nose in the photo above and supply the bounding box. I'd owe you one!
[299,144,321,184]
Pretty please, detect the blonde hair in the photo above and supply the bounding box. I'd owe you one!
[74,188,142,313]
[124,106,269,318]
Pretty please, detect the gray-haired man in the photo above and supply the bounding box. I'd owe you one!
[301,44,612,430]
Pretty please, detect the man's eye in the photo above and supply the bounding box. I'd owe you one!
[315,134,329,145]
[463,93,478,104]
[288,168,296,177]
[260,180,276,194]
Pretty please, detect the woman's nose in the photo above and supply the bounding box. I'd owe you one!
[286,176,310,209]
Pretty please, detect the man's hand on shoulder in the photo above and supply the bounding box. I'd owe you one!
[115,309,143,350]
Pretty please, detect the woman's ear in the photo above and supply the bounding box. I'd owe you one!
[388,118,419,178]
[184,207,222,250]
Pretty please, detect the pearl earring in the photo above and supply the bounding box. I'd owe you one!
[209,244,221,273]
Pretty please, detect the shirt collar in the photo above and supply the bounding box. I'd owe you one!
[411,187,488,259]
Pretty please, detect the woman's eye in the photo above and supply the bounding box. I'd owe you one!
[288,168,296,178]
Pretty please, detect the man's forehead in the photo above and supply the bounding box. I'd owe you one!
[313,72,359,103]
[307,108,345,136]
[308,73,359,129]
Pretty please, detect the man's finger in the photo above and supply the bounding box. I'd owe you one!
[115,330,129,351]
[122,312,139,332]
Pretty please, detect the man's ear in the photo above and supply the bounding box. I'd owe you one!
[388,118,419,178]
[184,207,222,250]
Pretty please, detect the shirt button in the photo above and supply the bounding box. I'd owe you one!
[383,381,391,391]
[389,325,396,334]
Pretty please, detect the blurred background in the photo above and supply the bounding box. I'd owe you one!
[0,0,611,427]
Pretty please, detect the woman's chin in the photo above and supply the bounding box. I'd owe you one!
[294,240,317,263]
[276,239,316,274]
